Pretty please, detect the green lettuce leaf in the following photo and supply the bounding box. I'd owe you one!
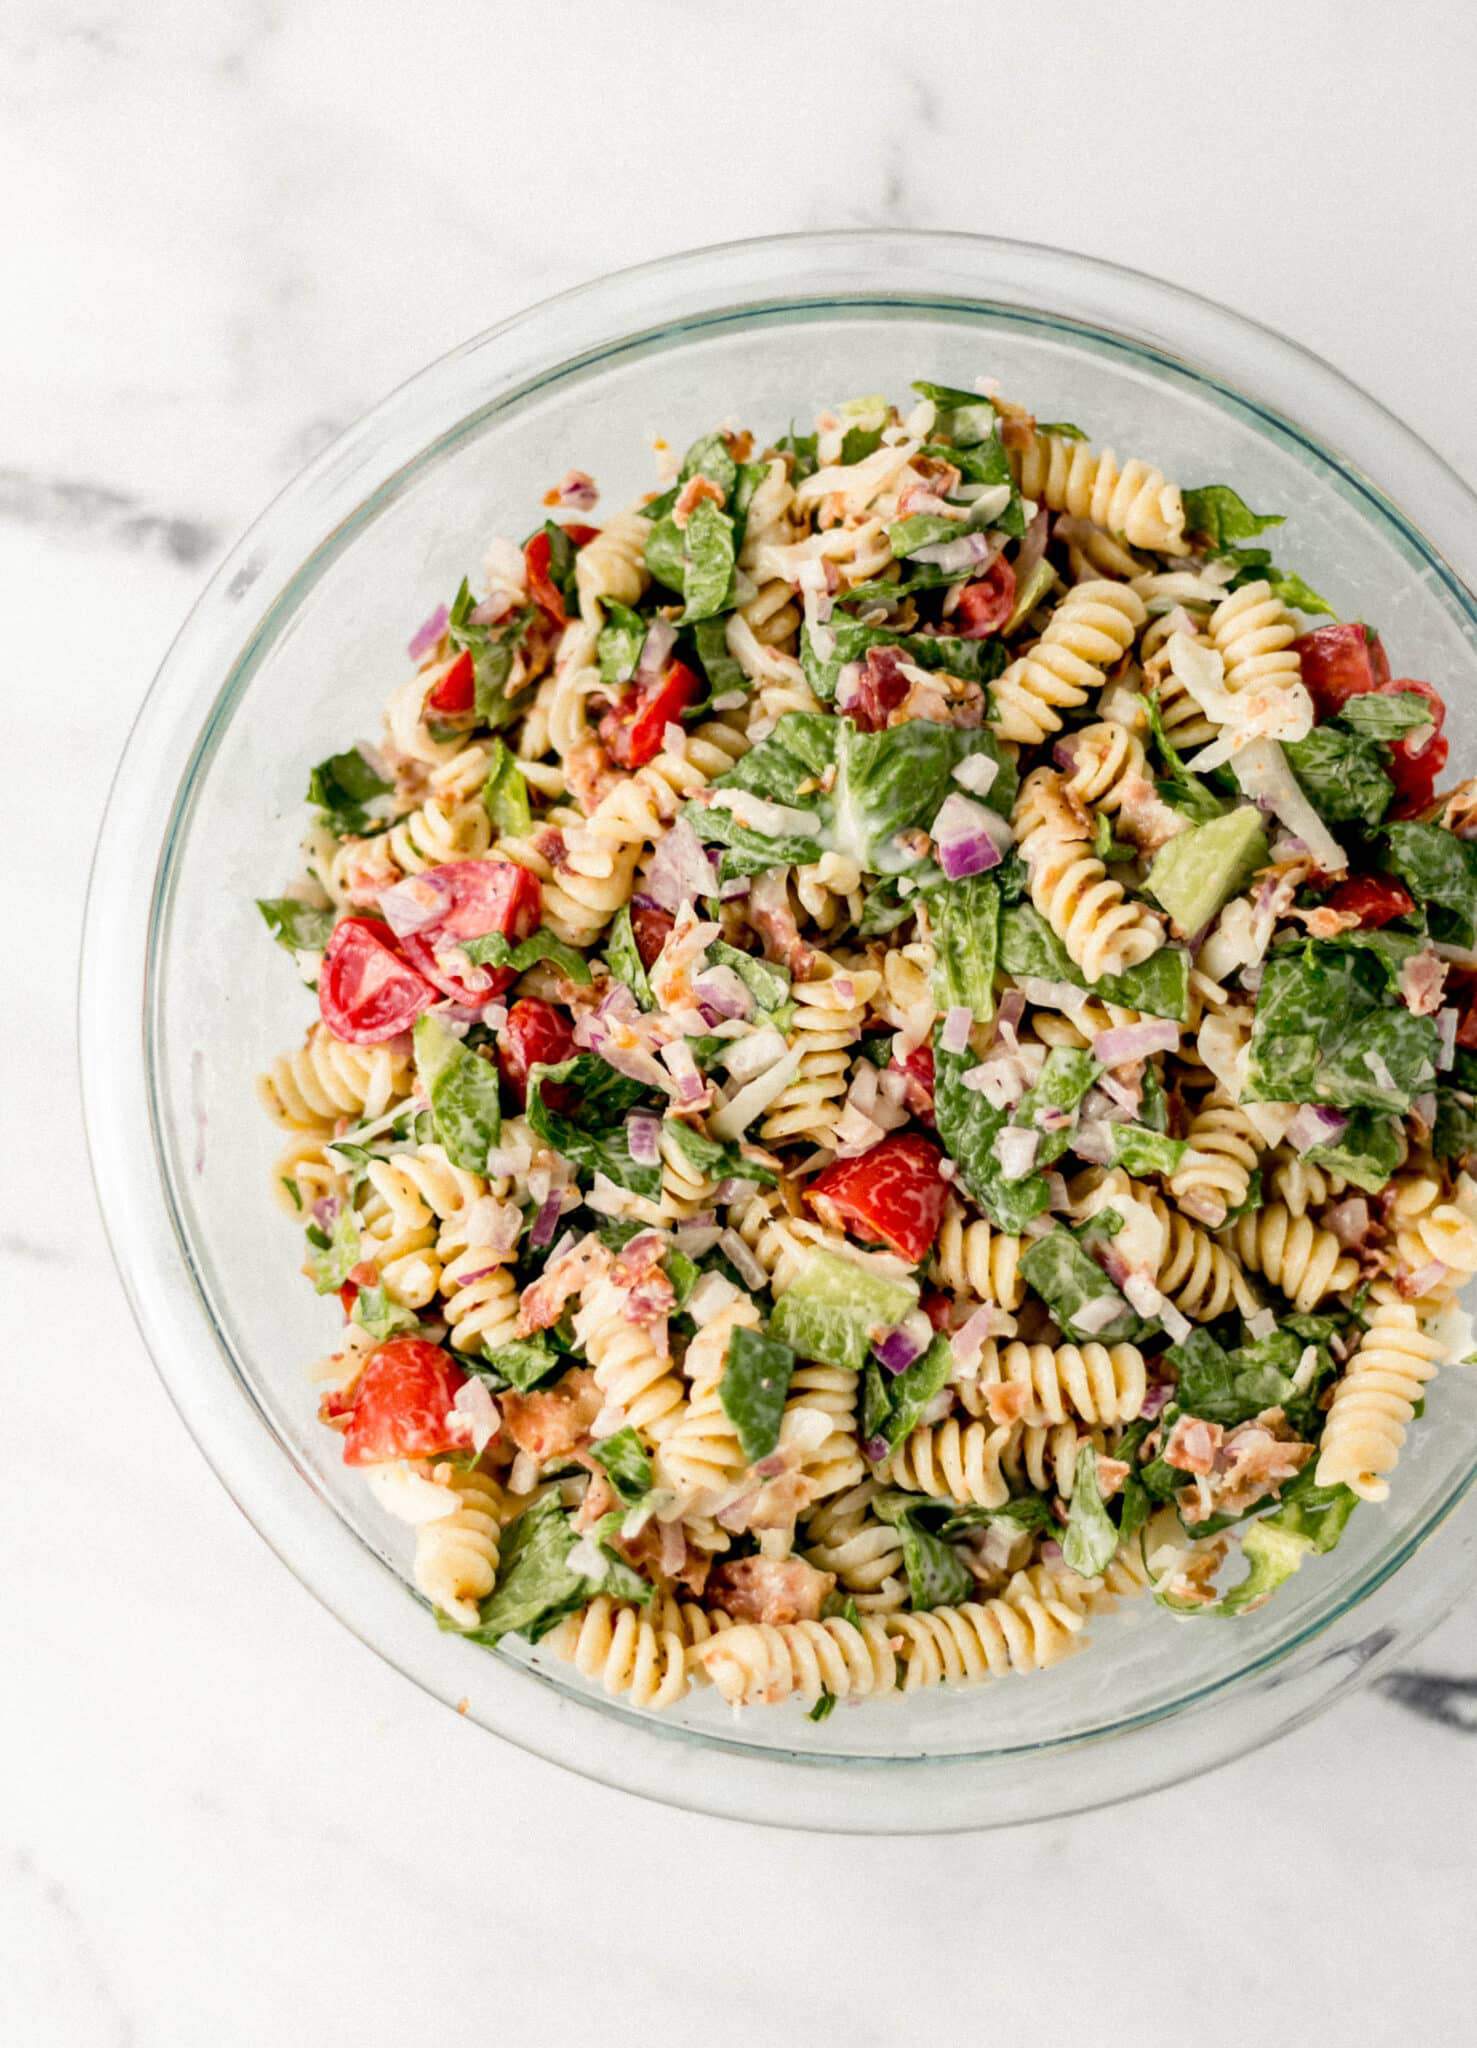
[306,746,393,837]
[1110,1122,1187,1177]
[304,1205,362,1294]
[447,578,532,731]
[1284,726,1393,828]
[257,897,335,953]
[1245,940,1439,1112]
[933,1039,1051,1233]
[1182,485,1283,550]
[999,902,1190,1020]
[604,904,655,1010]
[1018,1226,1148,1344]
[591,1426,654,1505]
[680,498,737,622]
[479,1337,565,1390]
[800,617,1008,704]
[452,1493,589,1643]
[1062,1445,1118,1578]
[463,924,592,984]
[596,600,648,688]
[1381,821,1477,947]
[413,1014,502,1172]
[927,874,1000,1023]
[1337,690,1435,741]
[480,741,533,836]
[350,1278,419,1343]
[719,1326,796,1464]
[525,1055,658,1197]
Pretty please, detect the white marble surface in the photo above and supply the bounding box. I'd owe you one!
[7,1,1477,2040]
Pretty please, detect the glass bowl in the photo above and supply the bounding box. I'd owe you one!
[82,230,1477,1832]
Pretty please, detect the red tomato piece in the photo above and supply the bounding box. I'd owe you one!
[338,1260,380,1317]
[599,658,702,770]
[631,902,675,968]
[1378,679,1449,818]
[522,525,598,628]
[1323,876,1415,930]
[1450,973,1477,1051]
[319,917,437,1044]
[341,1339,469,1466]
[498,998,577,1107]
[397,860,543,1005]
[920,1288,952,1332]
[424,647,474,715]
[952,556,1017,639]
[1293,622,1388,715]
[805,1132,949,1265]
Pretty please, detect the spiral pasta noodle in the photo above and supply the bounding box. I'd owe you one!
[1015,769,1165,982]
[891,1565,1094,1691]
[1223,1203,1359,1314]
[1207,579,1302,696]
[801,1482,908,1611]
[882,1417,1014,1510]
[1011,430,1189,555]
[1169,1097,1262,1229]
[1314,1301,1447,1503]
[697,1614,899,1709]
[413,1468,508,1627]
[575,504,652,622]
[760,962,880,1145]
[991,579,1148,746]
[963,1339,1148,1429]
[930,1201,1026,1310]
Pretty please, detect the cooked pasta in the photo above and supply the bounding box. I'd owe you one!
[256,375,1476,1719]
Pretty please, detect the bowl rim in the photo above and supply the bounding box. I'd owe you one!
[80,227,1477,1832]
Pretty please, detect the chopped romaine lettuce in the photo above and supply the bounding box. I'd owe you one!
[303,1205,362,1294]
[591,1426,654,1504]
[447,578,532,730]
[257,897,335,954]
[1017,1225,1149,1344]
[933,1039,1051,1233]
[413,1014,502,1172]
[1245,940,1439,1113]
[1381,821,1477,948]
[464,925,592,984]
[799,617,1008,704]
[480,741,533,836]
[525,1054,658,1198]
[999,902,1190,1019]
[719,1326,796,1464]
[306,746,393,837]
[1337,690,1435,741]
[604,904,655,1010]
[1181,485,1283,550]
[596,600,647,688]
[769,1247,919,1373]
[1062,1445,1118,1578]
[1110,1123,1187,1177]
[1284,725,1393,828]
[927,874,1000,1024]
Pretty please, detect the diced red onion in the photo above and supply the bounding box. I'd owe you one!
[719,875,751,900]
[913,529,995,574]
[626,1113,661,1165]
[862,1435,889,1464]
[1138,1382,1171,1420]
[1072,1291,1128,1335]
[660,1037,709,1104]
[1328,1197,1372,1247]
[311,1195,340,1230]
[941,1004,973,1054]
[835,662,864,711]
[673,1223,722,1257]
[1284,1103,1349,1151]
[1035,1103,1075,1133]
[529,1190,564,1249]
[931,792,1006,881]
[993,1124,1040,1181]
[717,1228,768,1293]
[1407,1259,1449,1298]
[1413,1092,1437,1130]
[407,604,449,661]
[950,1301,1012,1371]
[1016,505,1050,582]
[711,1177,757,1204]
[1070,1119,1115,1166]
[634,617,678,688]
[469,592,516,627]
[1044,1171,1070,1212]
[378,871,454,939]
[1091,1019,1180,1064]
[644,818,719,912]
[1093,1072,1141,1116]
[995,988,1025,1044]
[873,1324,925,1376]
[1017,975,1092,1017]
[691,965,755,1021]
[1437,1008,1459,1071]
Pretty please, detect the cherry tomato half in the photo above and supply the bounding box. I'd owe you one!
[1322,876,1415,930]
[952,556,1016,638]
[424,647,475,715]
[319,917,437,1044]
[341,1339,469,1467]
[498,998,577,1108]
[599,658,702,770]
[805,1132,949,1265]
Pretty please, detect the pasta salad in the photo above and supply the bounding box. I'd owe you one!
[256,381,1477,1717]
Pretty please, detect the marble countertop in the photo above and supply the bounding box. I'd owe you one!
[7,2,1477,2041]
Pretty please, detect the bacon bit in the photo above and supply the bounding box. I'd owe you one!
[998,407,1037,452]
[1400,949,1448,1017]
[565,741,618,816]
[889,673,985,729]
[706,1556,836,1626]
[517,1235,610,1336]
[1112,773,1186,856]
[1292,903,1363,939]
[611,1231,666,1290]
[611,1512,709,1597]
[531,823,567,866]
[1163,1414,1224,1476]
[1159,1539,1229,1608]
[1441,778,1477,840]
[499,1367,601,1459]
[747,868,815,978]
[724,428,754,461]
[572,1466,618,1532]
[985,1380,1032,1426]
[1095,1455,1131,1501]
[1180,1408,1313,1520]
[624,1270,676,1327]
[895,482,956,519]
[673,474,726,528]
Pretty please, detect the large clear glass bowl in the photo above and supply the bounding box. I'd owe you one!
[82,231,1477,1831]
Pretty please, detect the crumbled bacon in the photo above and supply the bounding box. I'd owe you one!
[565,740,618,816]
[517,1234,609,1335]
[1163,1414,1224,1476]
[1112,773,1186,856]
[1095,1455,1131,1501]
[1177,1407,1314,1521]
[888,673,985,729]
[706,1556,836,1626]
[747,868,814,977]
[673,474,726,527]
[499,1367,601,1459]
[984,1380,1032,1426]
[1399,948,1448,1017]
[997,407,1036,451]
[531,823,567,866]
[571,1465,618,1532]
[1292,903,1363,939]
